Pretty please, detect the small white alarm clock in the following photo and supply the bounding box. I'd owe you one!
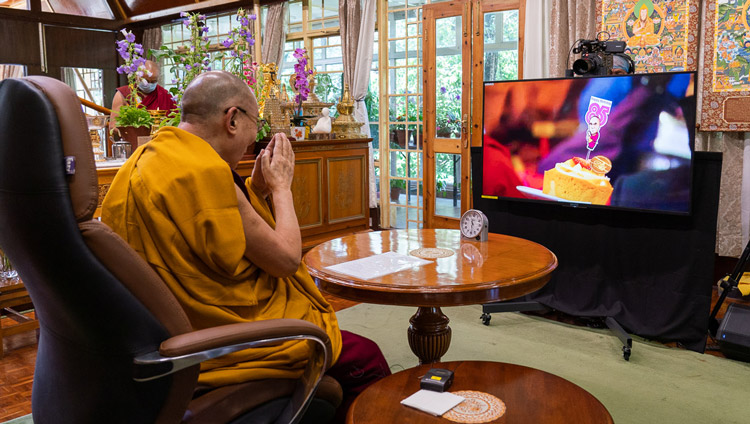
[460,209,489,242]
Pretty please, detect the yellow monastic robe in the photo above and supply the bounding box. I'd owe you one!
[102,127,342,386]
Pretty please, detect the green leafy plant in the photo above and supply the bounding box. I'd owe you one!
[115,104,153,128]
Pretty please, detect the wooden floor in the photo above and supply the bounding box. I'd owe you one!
[1,273,748,422]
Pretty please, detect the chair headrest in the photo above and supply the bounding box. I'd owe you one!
[23,76,99,222]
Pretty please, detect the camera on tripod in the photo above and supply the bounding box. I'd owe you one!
[570,38,627,76]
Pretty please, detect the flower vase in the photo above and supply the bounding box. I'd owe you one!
[0,247,18,283]
[291,116,306,141]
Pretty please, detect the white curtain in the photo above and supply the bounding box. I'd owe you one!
[523,0,552,79]
[349,0,377,208]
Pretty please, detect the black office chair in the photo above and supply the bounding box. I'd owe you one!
[0,76,342,423]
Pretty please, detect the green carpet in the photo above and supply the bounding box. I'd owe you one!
[336,303,750,424]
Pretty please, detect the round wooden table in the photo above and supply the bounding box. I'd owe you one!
[346,361,613,424]
[303,229,557,364]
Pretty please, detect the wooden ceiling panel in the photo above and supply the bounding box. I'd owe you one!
[120,0,196,17]
[47,0,114,19]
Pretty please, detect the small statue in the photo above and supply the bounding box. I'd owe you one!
[311,108,332,134]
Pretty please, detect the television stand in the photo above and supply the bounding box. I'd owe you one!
[481,302,633,360]
[605,316,632,361]
[480,301,549,325]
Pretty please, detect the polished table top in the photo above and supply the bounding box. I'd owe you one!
[347,361,614,424]
[304,229,558,307]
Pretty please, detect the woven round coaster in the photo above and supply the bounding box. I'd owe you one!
[409,247,454,259]
[443,390,506,423]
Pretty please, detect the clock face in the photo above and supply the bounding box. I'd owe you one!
[460,210,485,238]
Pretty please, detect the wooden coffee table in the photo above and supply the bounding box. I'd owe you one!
[304,229,557,364]
[347,361,613,424]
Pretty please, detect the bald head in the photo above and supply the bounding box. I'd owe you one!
[144,60,160,83]
[181,71,257,125]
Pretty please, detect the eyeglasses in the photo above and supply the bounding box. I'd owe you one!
[224,106,257,127]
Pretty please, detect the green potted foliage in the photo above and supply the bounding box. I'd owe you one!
[390,178,406,202]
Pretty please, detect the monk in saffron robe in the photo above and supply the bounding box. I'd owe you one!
[109,60,177,131]
[102,71,389,415]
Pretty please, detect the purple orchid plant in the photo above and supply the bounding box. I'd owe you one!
[292,48,313,117]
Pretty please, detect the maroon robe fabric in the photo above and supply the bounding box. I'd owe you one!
[116,85,177,111]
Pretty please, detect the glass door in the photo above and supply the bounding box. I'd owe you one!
[423,0,471,229]
[423,0,523,228]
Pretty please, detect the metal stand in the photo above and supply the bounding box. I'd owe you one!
[480,301,550,325]
[605,316,632,361]
[708,238,750,337]
[481,301,633,360]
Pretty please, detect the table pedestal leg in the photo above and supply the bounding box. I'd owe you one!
[407,307,451,364]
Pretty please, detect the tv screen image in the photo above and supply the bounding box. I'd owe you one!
[481,72,696,214]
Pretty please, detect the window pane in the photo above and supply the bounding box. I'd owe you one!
[484,10,519,81]
[389,11,407,38]
[436,16,457,49]
[289,0,303,23]
[435,36,462,139]
[435,153,461,218]
[310,0,323,20]
[503,10,519,42]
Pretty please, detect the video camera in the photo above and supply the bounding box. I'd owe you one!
[569,38,627,76]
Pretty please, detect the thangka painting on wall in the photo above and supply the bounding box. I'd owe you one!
[700,0,750,131]
[596,0,699,73]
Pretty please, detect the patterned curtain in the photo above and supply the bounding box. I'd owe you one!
[339,0,361,89]
[262,2,288,68]
[549,0,596,77]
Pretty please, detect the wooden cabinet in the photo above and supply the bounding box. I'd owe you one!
[96,138,371,251]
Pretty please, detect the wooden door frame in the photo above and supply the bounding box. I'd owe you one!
[470,0,525,150]
[423,0,472,229]
[423,0,524,229]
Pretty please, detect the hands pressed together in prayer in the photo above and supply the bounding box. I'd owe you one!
[251,132,295,198]
[239,131,301,276]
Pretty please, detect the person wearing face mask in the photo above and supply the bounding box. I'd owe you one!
[109,60,177,131]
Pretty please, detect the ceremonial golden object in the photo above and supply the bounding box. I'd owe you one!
[332,84,365,139]
[148,109,167,135]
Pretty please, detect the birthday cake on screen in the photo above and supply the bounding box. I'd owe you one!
[542,156,613,205]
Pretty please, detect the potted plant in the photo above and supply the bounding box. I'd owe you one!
[113,29,154,150]
[390,178,406,202]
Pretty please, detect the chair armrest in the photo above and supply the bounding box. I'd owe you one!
[133,318,332,382]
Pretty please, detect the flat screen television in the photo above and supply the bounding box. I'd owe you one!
[481,71,696,214]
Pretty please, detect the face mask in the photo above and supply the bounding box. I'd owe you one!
[138,80,157,94]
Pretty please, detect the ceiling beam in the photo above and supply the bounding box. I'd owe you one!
[0,6,120,30]
[124,0,251,26]
[104,0,127,21]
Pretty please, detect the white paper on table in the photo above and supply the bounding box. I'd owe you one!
[400,389,465,416]
[324,252,432,280]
